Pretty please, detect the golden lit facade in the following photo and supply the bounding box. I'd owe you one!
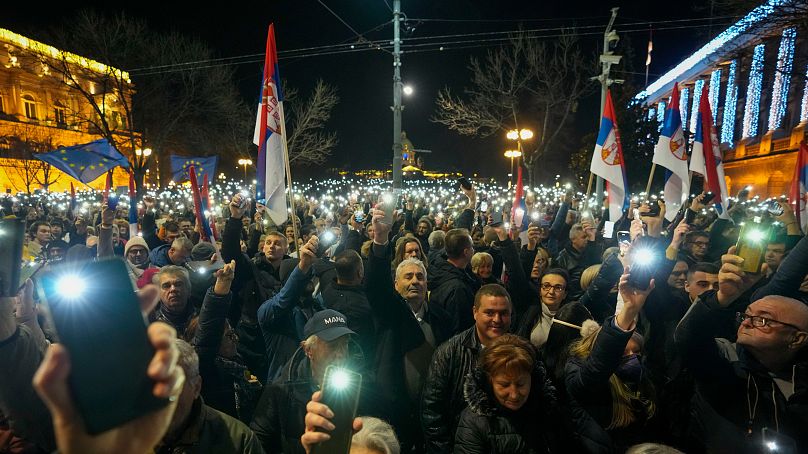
[0,27,133,193]
[636,1,806,197]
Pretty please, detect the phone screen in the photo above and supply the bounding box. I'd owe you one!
[736,223,770,274]
[488,212,503,227]
[37,257,168,434]
[0,218,25,296]
[312,366,362,454]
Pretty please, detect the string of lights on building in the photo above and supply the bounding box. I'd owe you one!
[742,44,765,139]
[768,28,796,131]
[680,87,690,131]
[801,64,808,123]
[721,60,738,144]
[656,100,667,132]
[690,79,705,133]
[709,69,722,123]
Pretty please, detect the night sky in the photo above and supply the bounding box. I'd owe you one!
[3,0,729,183]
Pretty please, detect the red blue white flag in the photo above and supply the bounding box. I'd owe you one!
[590,90,629,222]
[690,84,729,219]
[652,82,689,221]
[789,140,808,234]
[253,24,288,226]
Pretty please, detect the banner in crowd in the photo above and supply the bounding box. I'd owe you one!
[33,139,130,184]
[690,85,729,219]
[253,23,289,226]
[652,82,689,222]
[170,155,218,184]
[590,90,629,222]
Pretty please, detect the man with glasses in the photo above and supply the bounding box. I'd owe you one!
[681,231,710,266]
[675,246,808,453]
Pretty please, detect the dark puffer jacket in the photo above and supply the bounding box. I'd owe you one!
[421,327,482,454]
[428,255,481,335]
[454,362,563,454]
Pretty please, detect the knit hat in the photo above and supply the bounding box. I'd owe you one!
[191,242,216,261]
[125,236,150,256]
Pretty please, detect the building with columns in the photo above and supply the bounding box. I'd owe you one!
[0,27,135,193]
[636,0,806,197]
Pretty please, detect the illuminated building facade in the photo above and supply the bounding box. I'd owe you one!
[636,0,805,197]
[0,28,134,193]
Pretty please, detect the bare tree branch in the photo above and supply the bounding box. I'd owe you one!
[284,79,340,166]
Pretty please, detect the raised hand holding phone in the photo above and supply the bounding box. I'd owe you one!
[302,391,363,454]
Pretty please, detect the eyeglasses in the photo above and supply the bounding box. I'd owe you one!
[689,241,709,248]
[736,312,805,332]
[541,283,566,293]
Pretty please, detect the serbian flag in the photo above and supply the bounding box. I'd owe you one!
[511,166,528,231]
[128,171,138,236]
[653,82,690,221]
[69,182,76,215]
[590,90,629,222]
[253,24,289,226]
[188,166,213,243]
[789,141,808,234]
[200,176,218,242]
[690,84,729,219]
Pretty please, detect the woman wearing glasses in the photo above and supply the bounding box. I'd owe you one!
[493,226,570,348]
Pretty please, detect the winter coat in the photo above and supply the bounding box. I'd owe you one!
[675,290,808,453]
[149,243,179,268]
[555,241,602,302]
[257,266,322,383]
[565,317,657,453]
[192,287,262,423]
[454,362,563,454]
[156,397,263,454]
[428,254,481,335]
[149,301,197,336]
[421,327,482,454]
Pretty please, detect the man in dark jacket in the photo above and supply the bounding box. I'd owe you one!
[675,247,808,453]
[222,193,291,380]
[150,265,197,335]
[257,236,323,383]
[250,309,357,454]
[429,228,481,335]
[421,283,512,454]
[555,222,602,301]
[150,237,193,268]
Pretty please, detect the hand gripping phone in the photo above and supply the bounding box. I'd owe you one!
[736,223,772,274]
[36,257,168,434]
[312,366,363,454]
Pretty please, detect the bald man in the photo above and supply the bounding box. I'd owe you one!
[675,247,808,453]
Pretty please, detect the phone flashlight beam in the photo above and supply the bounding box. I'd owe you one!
[56,274,86,300]
[329,368,351,391]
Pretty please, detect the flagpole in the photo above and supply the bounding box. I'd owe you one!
[277,103,301,254]
[645,163,657,195]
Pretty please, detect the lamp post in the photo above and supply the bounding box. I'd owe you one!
[135,148,152,185]
[504,149,522,188]
[505,128,533,187]
[237,158,253,182]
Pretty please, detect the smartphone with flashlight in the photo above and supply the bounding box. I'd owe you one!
[735,223,771,274]
[616,231,631,244]
[312,366,363,454]
[628,239,656,290]
[378,192,395,225]
[187,259,224,275]
[762,428,797,454]
[488,212,504,227]
[456,177,472,192]
[0,218,25,297]
[479,201,489,212]
[701,191,716,205]
[36,257,168,434]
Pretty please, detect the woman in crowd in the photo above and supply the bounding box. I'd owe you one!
[471,252,499,285]
[454,334,563,453]
[391,236,427,273]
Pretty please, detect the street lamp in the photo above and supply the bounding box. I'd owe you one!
[237,158,253,181]
[403,85,414,96]
[504,149,522,188]
[505,128,533,187]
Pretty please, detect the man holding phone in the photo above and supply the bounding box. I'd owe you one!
[251,309,357,454]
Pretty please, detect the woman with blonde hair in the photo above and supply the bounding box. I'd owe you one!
[470,252,499,285]
[392,235,427,272]
[565,267,658,453]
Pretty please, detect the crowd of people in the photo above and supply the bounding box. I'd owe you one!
[1,176,807,454]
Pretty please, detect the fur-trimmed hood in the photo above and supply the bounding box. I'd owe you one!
[463,359,558,418]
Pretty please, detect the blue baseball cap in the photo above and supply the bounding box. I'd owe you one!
[304,309,355,342]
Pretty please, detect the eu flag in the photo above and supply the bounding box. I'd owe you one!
[33,139,130,184]
[170,155,219,183]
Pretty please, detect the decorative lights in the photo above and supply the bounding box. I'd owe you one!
[635,0,785,101]
[721,60,738,144]
[647,107,656,122]
[743,44,765,138]
[709,69,722,123]
[690,79,705,133]
[656,100,666,131]
[768,28,796,131]
[680,87,690,131]
[801,64,808,122]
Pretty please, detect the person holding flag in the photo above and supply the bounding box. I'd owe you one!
[690,84,730,219]
[590,90,629,223]
[653,82,690,222]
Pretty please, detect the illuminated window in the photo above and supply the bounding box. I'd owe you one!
[54,101,67,126]
[769,28,796,130]
[722,60,739,144]
[22,94,37,119]
[743,44,765,138]
[709,69,722,123]
[680,87,690,130]
[690,80,705,133]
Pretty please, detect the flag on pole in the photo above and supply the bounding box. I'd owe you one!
[128,170,139,236]
[789,140,808,234]
[510,166,528,231]
[103,170,112,204]
[653,82,690,221]
[254,24,289,226]
[690,84,730,219]
[188,166,213,243]
[69,182,76,216]
[34,139,129,184]
[200,176,217,242]
[590,90,629,222]
[169,156,218,184]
